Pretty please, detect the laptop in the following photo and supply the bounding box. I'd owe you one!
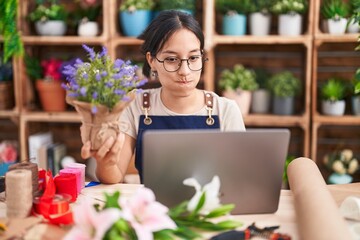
[142,128,290,215]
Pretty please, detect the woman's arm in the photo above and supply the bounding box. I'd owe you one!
[81,132,136,184]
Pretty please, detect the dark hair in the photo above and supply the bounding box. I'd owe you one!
[138,10,205,78]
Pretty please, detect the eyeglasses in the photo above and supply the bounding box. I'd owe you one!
[154,54,208,72]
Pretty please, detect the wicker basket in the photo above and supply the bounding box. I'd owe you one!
[0,82,14,110]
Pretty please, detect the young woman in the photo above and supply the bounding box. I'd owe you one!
[81,10,245,184]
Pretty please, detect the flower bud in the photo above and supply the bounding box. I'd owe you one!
[341,149,353,163]
[348,159,359,175]
[332,161,346,175]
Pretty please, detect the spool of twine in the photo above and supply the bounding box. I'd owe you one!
[9,162,39,197]
[6,169,33,218]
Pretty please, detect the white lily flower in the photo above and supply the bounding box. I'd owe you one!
[183,175,221,215]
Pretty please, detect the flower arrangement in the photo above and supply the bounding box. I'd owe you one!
[0,141,18,164]
[65,176,242,240]
[323,149,359,176]
[24,54,64,82]
[62,44,147,114]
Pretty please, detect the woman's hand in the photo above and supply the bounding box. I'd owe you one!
[81,132,126,183]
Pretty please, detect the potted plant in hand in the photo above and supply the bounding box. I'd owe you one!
[321,0,350,35]
[62,45,147,150]
[219,64,258,115]
[323,149,359,184]
[320,78,347,116]
[251,68,271,114]
[119,0,155,37]
[271,0,308,36]
[268,71,301,115]
[72,0,102,37]
[25,54,66,112]
[157,0,197,15]
[28,0,68,36]
[248,0,275,36]
[216,0,252,36]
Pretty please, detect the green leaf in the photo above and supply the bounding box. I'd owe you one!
[153,229,175,239]
[189,192,206,218]
[205,204,235,218]
[103,191,121,209]
[173,225,201,239]
[169,201,188,218]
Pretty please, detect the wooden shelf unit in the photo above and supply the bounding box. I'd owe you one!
[311,0,360,181]
[0,0,358,179]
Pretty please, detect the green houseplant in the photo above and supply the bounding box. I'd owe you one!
[71,0,102,37]
[216,0,252,36]
[251,68,271,113]
[268,71,301,115]
[158,0,196,14]
[321,0,350,34]
[271,0,308,36]
[28,0,68,36]
[219,64,258,115]
[119,0,155,37]
[320,78,347,116]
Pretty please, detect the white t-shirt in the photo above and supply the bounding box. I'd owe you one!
[120,88,246,139]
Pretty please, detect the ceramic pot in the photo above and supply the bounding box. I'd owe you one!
[223,89,252,115]
[35,20,67,36]
[272,96,294,115]
[251,89,271,114]
[249,12,271,36]
[327,18,347,35]
[78,21,99,37]
[328,173,352,184]
[119,10,151,37]
[222,13,247,36]
[278,13,302,36]
[352,96,360,115]
[322,100,345,116]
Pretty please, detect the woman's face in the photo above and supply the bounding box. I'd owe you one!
[147,28,203,96]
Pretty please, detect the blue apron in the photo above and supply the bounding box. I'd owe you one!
[135,92,220,182]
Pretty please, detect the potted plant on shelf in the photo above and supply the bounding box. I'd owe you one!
[157,0,197,15]
[218,64,258,115]
[215,0,252,36]
[320,78,347,116]
[0,57,14,110]
[248,0,275,36]
[119,0,155,37]
[350,71,360,115]
[323,149,359,184]
[72,0,102,37]
[25,54,66,112]
[347,0,360,33]
[28,0,68,36]
[320,0,350,35]
[268,71,301,115]
[270,0,308,36]
[251,68,271,114]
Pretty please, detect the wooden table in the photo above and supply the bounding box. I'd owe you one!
[1,182,359,240]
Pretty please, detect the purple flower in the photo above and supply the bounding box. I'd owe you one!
[101,71,107,77]
[91,105,97,114]
[82,44,96,60]
[106,81,114,88]
[99,46,108,58]
[82,72,88,79]
[114,89,125,95]
[92,92,98,99]
[114,59,124,69]
[80,87,87,96]
[96,72,101,81]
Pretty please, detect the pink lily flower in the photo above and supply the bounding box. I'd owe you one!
[64,198,122,240]
[120,187,177,240]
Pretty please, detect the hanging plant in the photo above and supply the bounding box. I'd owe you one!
[0,0,24,63]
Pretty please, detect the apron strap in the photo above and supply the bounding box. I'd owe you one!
[142,92,152,125]
[205,92,215,126]
[142,91,215,126]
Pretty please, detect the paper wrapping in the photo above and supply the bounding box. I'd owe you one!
[287,157,353,240]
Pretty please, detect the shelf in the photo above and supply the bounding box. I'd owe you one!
[313,114,360,125]
[0,110,19,118]
[213,34,313,46]
[111,37,144,46]
[314,34,359,45]
[21,112,81,122]
[244,114,308,128]
[22,36,109,45]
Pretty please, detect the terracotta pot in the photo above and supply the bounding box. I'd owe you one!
[36,80,66,111]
